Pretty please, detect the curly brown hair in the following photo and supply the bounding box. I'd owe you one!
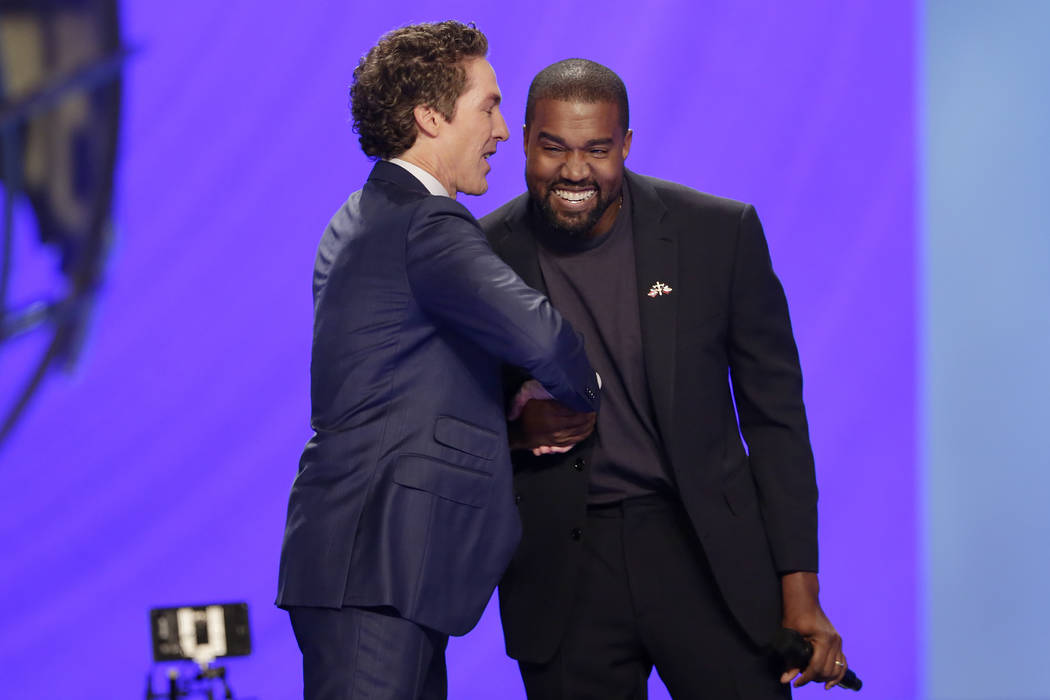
[350,21,488,160]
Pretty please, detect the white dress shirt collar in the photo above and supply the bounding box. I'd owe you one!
[388,158,450,198]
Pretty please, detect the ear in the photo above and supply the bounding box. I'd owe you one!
[621,129,633,160]
[413,104,441,139]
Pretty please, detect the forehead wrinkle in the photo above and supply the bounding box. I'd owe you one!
[530,98,626,138]
[536,130,567,145]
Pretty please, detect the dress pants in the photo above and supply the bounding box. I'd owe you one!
[519,495,790,700]
[289,605,448,700]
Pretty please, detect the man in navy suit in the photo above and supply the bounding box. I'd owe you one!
[276,25,600,700]
[482,59,846,698]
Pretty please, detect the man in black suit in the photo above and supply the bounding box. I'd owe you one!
[276,29,600,700]
[481,59,846,698]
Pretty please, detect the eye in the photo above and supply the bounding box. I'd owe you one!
[590,149,609,157]
[543,145,563,153]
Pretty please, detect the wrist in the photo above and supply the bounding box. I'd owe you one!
[781,571,821,618]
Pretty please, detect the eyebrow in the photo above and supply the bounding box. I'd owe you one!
[536,131,614,148]
[485,93,502,107]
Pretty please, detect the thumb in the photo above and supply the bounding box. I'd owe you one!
[507,379,551,420]
[507,397,525,421]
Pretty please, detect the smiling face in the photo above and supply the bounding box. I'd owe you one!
[524,98,632,238]
[437,57,509,196]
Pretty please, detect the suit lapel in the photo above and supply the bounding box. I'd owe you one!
[628,171,678,446]
[494,197,548,295]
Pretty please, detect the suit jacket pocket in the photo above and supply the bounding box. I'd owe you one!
[393,454,492,508]
[434,415,501,460]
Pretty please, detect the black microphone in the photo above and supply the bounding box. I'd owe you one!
[772,627,862,691]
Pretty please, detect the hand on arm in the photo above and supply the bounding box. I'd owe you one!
[507,380,596,455]
[779,571,847,690]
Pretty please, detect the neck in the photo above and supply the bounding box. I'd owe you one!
[585,191,624,239]
[397,147,456,199]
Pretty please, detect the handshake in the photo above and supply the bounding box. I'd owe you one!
[506,379,597,456]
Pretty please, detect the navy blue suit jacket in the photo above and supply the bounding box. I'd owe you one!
[277,161,599,636]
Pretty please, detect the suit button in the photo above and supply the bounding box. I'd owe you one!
[586,388,596,399]
[514,494,522,504]
[572,458,585,471]
[570,528,583,541]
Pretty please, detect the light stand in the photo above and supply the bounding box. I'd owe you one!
[144,661,235,700]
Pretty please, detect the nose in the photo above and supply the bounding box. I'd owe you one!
[492,107,509,142]
[562,150,589,181]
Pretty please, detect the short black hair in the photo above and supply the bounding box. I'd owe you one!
[525,58,629,132]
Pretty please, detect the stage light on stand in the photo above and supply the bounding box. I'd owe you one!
[0,0,128,449]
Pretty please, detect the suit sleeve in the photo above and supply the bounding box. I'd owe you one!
[405,198,599,414]
[727,204,819,573]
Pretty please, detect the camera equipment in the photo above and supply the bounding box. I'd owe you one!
[146,602,252,700]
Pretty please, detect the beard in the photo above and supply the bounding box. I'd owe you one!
[528,181,618,237]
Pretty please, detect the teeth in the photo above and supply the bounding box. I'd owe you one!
[554,189,596,203]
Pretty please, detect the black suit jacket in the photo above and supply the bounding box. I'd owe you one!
[276,161,600,636]
[481,170,818,662]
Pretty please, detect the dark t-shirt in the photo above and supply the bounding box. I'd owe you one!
[532,183,673,504]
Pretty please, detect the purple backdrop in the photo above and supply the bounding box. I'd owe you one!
[0,1,915,697]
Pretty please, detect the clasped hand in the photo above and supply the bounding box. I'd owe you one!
[507,380,596,456]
